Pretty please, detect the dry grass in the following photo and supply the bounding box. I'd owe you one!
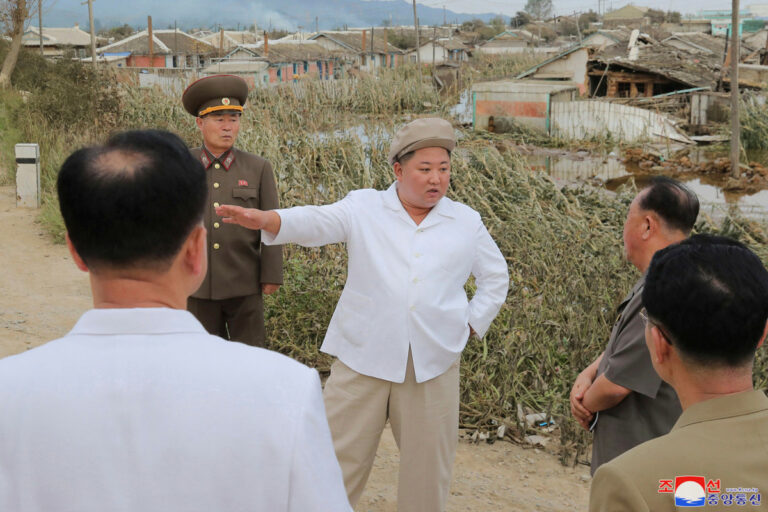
[5,57,768,467]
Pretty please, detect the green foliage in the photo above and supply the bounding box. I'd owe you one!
[645,9,681,24]
[511,11,532,29]
[579,10,600,31]
[556,17,580,37]
[386,30,417,50]
[740,95,768,151]
[524,0,553,21]
[98,23,134,40]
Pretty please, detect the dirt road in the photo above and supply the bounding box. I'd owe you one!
[0,185,590,510]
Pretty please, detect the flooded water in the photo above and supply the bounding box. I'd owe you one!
[521,148,768,221]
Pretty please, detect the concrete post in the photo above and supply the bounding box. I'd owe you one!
[15,144,41,208]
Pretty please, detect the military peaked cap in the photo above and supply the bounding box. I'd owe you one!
[182,74,249,117]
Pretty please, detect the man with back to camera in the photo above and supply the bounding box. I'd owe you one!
[215,117,509,511]
[0,130,350,512]
[590,234,768,511]
[570,177,699,474]
[182,74,282,347]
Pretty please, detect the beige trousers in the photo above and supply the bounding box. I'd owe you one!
[323,352,460,512]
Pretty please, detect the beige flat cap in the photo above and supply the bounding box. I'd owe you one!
[182,74,248,117]
[388,118,456,165]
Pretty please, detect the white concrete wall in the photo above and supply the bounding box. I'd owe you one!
[551,100,693,144]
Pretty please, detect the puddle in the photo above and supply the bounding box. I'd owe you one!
[521,148,768,220]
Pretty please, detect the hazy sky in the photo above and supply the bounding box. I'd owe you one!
[44,0,741,29]
[416,0,735,16]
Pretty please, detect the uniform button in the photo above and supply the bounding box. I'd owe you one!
[213,182,220,189]
[213,222,220,229]
[414,253,421,258]
[213,202,220,208]
[412,277,419,283]
[213,243,220,250]
[214,163,221,169]
[417,228,424,233]
[409,306,416,311]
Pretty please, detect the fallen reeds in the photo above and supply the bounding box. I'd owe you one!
[3,55,768,467]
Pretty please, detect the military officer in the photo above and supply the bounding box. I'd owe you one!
[182,74,282,347]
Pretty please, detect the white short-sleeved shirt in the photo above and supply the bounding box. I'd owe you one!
[264,182,509,383]
[0,308,351,512]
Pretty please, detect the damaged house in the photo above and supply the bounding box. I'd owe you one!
[516,31,753,99]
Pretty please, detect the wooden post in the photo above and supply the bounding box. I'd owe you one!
[148,16,154,68]
[88,0,96,69]
[38,0,43,55]
[79,0,97,69]
[413,0,421,77]
[432,25,436,68]
[731,0,740,178]
[219,27,224,60]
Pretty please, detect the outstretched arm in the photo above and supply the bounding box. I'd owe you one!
[216,205,282,235]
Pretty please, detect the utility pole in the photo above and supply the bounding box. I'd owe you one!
[432,25,436,69]
[81,0,97,70]
[315,16,319,33]
[148,15,154,68]
[38,0,43,56]
[731,0,741,178]
[412,0,421,76]
[443,5,446,26]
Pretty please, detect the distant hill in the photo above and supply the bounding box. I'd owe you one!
[44,0,505,32]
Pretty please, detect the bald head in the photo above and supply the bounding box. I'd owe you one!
[57,130,207,272]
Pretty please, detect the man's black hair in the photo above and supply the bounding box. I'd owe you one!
[639,176,699,234]
[643,234,768,368]
[57,129,207,271]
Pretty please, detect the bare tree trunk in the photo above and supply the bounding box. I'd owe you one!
[0,0,29,89]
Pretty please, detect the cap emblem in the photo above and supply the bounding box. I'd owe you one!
[221,97,231,105]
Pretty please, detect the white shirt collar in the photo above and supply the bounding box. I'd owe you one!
[69,308,207,336]
[383,182,455,222]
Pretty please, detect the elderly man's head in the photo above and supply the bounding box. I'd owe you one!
[623,177,699,272]
[643,235,768,376]
[57,130,207,275]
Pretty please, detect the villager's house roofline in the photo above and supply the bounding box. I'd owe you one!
[222,41,345,64]
[23,24,93,47]
[309,31,403,54]
[515,44,589,79]
[97,29,216,56]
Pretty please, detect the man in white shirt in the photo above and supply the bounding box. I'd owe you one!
[217,118,509,511]
[0,130,350,512]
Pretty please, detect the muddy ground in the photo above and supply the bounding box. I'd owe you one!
[0,185,590,511]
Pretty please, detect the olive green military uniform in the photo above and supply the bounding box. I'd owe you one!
[187,146,282,347]
[591,277,682,474]
[182,74,282,347]
[590,390,768,511]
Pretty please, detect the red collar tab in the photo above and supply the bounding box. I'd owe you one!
[201,147,236,170]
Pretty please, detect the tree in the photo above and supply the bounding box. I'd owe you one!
[666,11,682,23]
[556,17,579,37]
[645,8,666,24]
[578,10,599,31]
[489,15,506,33]
[524,0,553,21]
[511,11,532,28]
[0,0,29,89]
[98,23,133,41]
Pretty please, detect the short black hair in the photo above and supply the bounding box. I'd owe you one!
[639,176,699,234]
[396,148,451,166]
[643,234,768,368]
[57,129,207,271]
